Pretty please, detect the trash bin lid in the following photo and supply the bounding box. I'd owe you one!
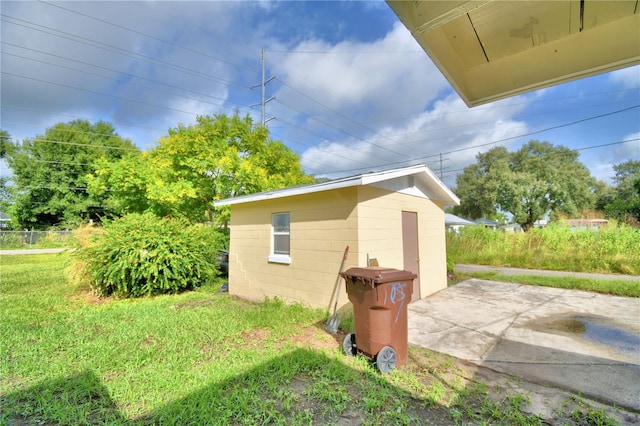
[340,267,417,286]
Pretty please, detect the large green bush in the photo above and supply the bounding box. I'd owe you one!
[73,214,222,297]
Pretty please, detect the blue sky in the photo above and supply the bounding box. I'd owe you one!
[1,1,638,188]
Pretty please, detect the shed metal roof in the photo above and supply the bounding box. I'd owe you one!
[214,164,460,207]
[387,0,640,106]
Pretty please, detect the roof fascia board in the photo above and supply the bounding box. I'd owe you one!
[416,167,461,205]
[360,164,425,185]
[213,177,361,206]
[214,164,460,207]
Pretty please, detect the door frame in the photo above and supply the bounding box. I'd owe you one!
[401,211,420,302]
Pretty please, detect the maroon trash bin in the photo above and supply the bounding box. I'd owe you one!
[340,267,416,373]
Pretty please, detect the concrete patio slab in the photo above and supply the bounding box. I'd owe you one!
[408,279,640,412]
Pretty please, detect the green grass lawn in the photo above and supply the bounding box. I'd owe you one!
[452,271,640,297]
[1,254,624,425]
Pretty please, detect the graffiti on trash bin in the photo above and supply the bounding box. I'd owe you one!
[383,282,407,323]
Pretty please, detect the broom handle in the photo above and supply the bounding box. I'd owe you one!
[332,245,349,314]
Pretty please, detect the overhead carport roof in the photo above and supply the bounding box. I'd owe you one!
[386,1,640,107]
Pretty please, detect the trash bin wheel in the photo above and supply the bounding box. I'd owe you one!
[342,333,357,356]
[375,346,397,374]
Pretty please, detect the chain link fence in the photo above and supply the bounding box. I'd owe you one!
[0,230,74,248]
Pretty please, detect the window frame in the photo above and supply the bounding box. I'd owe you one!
[269,212,291,264]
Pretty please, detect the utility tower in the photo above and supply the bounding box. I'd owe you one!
[251,49,275,126]
[436,153,449,181]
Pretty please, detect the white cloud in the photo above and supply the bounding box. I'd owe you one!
[301,94,532,184]
[1,0,636,188]
[270,22,448,127]
[615,132,640,159]
[608,65,640,89]
[578,131,639,185]
[1,1,243,148]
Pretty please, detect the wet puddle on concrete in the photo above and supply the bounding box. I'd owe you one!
[527,314,640,354]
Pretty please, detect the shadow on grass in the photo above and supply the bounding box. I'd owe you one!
[1,370,126,425]
[138,348,454,424]
[2,349,455,425]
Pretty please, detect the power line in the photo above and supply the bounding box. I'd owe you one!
[1,105,169,135]
[1,50,256,119]
[347,104,640,174]
[267,49,425,54]
[4,66,637,177]
[319,134,640,179]
[6,137,139,151]
[38,0,261,76]
[0,120,139,143]
[1,43,231,105]
[2,18,381,159]
[2,6,638,182]
[356,87,640,126]
[1,71,219,121]
[441,105,639,156]
[443,138,640,177]
[0,15,253,92]
[6,5,421,162]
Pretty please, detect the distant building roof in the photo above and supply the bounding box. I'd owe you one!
[474,218,502,227]
[445,213,476,226]
[563,218,608,224]
[562,218,608,228]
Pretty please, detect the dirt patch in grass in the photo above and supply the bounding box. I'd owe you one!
[241,328,270,346]
[67,285,113,305]
[169,297,219,310]
[289,326,345,351]
[139,334,160,349]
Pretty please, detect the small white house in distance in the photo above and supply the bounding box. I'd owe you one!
[0,211,11,229]
[214,165,460,311]
[445,213,476,234]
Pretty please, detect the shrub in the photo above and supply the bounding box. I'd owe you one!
[72,213,220,297]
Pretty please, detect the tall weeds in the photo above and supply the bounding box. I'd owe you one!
[447,224,640,275]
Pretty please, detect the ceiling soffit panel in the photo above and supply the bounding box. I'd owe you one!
[439,15,487,68]
[412,0,489,32]
[469,1,572,61]
[387,0,640,107]
[582,1,638,30]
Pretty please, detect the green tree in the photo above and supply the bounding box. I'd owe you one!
[88,152,159,218]
[0,131,12,216]
[453,147,510,219]
[601,160,640,225]
[0,129,10,158]
[89,113,313,224]
[453,141,597,231]
[0,176,11,218]
[3,121,138,229]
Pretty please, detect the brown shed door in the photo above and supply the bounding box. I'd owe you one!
[402,211,420,302]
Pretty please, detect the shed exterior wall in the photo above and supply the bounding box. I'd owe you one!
[227,185,448,310]
[228,187,358,310]
[356,186,448,299]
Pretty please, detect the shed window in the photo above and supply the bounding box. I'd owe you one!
[269,212,291,264]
